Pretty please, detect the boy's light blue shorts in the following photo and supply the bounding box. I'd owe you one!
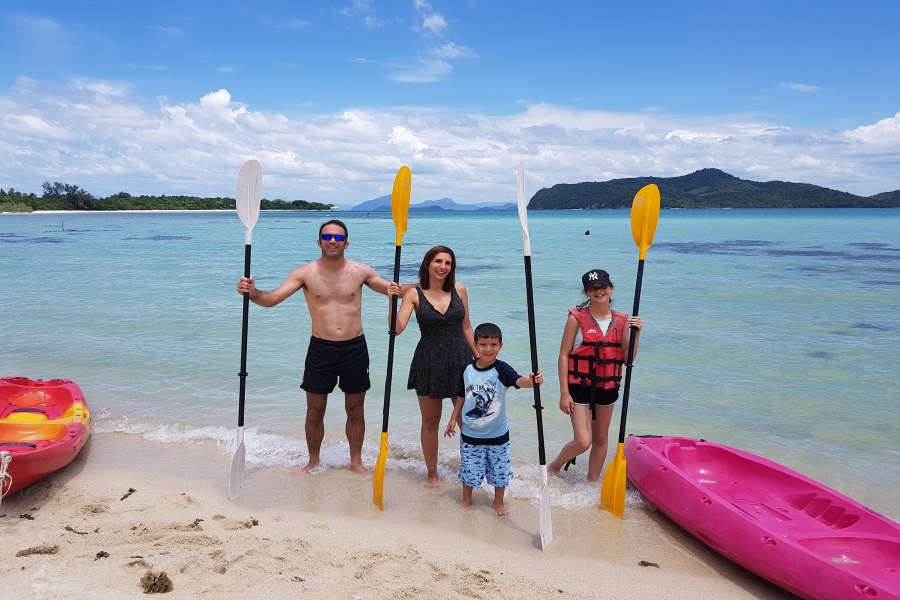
[458,440,511,488]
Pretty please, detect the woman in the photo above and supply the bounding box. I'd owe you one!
[389,246,477,488]
[548,269,643,482]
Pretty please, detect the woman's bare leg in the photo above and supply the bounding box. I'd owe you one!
[418,395,443,488]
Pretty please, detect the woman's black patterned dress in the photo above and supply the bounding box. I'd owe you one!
[407,287,472,399]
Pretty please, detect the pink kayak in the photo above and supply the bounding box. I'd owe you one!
[625,435,900,600]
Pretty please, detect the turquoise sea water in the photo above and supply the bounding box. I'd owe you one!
[1,208,898,518]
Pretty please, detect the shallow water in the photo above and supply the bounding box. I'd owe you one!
[1,208,898,519]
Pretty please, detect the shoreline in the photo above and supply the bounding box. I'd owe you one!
[1,432,795,599]
[3,207,898,216]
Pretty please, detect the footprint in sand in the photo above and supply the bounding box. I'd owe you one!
[212,514,259,530]
[83,503,108,515]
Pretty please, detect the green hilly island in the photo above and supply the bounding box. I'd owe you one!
[528,168,900,209]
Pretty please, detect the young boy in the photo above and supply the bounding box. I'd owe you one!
[443,323,543,516]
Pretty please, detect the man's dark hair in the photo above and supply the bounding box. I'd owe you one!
[318,219,348,238]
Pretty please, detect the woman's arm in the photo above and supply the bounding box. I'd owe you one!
[456,283,477,357]
[391,286,418,336]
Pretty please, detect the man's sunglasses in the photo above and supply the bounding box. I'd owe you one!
[320,233,346,241]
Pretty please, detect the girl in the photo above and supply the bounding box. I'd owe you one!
[548,269,643,481]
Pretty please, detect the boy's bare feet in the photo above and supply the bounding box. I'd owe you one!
[493,501,509,516]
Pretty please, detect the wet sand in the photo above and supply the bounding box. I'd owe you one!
[1,433,796,599]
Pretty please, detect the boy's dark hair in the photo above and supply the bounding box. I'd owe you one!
[474,322,502,343]
[318,219,348,238]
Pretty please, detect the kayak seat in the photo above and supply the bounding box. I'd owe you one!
[787,492,860,529]
[1,385,73,421]
[0,403,67,421]
[664,443,865,531]
[0,422,69,443]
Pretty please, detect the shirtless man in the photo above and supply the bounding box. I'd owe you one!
[237,219,401,475]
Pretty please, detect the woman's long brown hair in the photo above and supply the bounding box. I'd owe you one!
[418,245,456,292]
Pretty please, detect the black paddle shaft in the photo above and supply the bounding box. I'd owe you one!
[237,244,252,428]
[381,245,402,432]
[614,258,645,445]
[523,255,547,465]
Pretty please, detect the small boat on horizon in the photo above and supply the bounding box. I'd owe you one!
[1,376,91,500]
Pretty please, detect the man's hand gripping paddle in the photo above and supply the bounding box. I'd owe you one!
[230,159,262,500]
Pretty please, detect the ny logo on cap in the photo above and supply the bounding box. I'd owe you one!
[588,271,598,281]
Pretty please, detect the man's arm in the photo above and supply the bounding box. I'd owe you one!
[239,265,304,307]
[363,264,414,296]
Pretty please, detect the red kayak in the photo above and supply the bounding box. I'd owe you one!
[625,435,900,600]
[0,376,91,498]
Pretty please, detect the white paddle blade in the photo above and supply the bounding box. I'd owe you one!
[539,464,553,549]
[516,162,532,257]
[229,427,245,500]
[236,160,262,242]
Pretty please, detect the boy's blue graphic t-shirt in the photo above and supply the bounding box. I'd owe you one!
[456,359,522,441]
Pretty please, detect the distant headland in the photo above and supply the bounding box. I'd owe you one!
[526,168,900,209]
[333,168,900,211]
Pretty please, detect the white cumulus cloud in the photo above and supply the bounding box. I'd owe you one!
[1,80,899,203]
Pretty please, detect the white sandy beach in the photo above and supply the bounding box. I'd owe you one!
[0,433,797,600]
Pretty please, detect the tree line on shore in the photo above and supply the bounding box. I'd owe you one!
[4,168,900,213]
[0,182,333,213]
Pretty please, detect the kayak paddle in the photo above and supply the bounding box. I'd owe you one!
[229,159,262,500]
[600,183,660,517]
[373,165,412,510]
[517,162,553,549]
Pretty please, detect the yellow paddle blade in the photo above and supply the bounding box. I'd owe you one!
[391,166,412,246]
[600,443,627,518]
[373,431,389,510]
[630,184,660,260]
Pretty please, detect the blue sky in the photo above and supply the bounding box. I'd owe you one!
[2,1,899,205]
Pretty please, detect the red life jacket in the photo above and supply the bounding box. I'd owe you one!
[566,307,627,390]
